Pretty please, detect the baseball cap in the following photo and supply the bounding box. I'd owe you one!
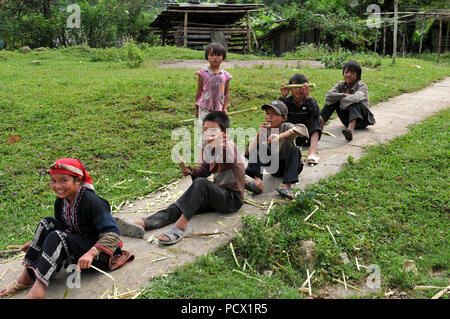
[261,100,288,117]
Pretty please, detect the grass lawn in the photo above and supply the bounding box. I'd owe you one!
[141,108,449,299]
[0,46,449,298]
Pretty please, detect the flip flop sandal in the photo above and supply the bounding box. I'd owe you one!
[342,128,353,141]
[245,180,263,194]
[276,187,295,200]
[157,226,192,246]
[306,154,320,166]
[114,217,145,239]
[0,280,33,298]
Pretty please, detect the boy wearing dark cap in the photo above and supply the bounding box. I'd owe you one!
[245,100,309,200]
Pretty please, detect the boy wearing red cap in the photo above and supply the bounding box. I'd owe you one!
[0,158,133,299]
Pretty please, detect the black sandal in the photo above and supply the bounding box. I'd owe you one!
[342,128,353,141]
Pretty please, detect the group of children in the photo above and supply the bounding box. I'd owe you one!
[0,43,375,298]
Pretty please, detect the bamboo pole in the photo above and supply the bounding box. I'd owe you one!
[419,20,424,54]
[374,28,378,53]
[246,11,251,53]
[446,19,449,52]
[437,16,443,63]
[184,12,188,48]
[402,32,406,58]
[383,19,387,56]
[393,0,399,63]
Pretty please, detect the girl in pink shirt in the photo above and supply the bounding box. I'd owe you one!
[195,43,232,123]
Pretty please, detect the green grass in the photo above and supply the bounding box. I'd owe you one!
[141,108,449,299]
[0,45,449,267]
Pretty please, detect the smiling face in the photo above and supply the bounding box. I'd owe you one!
[50,173,81,202]
[344,69,358,87]
[265,107,286,128]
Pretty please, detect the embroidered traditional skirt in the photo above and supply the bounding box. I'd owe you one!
[22,217,106,287]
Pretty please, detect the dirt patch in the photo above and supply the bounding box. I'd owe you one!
[157,59,324,69]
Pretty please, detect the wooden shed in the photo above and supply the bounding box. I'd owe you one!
[149,2,264,52]
[258,22,320,57]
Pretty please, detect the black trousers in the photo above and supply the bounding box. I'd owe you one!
[23,217,108,287]
[142,177,243,230]
[245,145,303,185]
[320,101,371,129]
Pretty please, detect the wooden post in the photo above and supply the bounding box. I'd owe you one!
[402,32,406,57]
[393,0,398,63]
[246,11,251,53]
[184,11,188,48]
[446,19,449,52]
[437,16,442,63]
[419,20,424,54]
[374,28,378,53]
[383,18,386,56]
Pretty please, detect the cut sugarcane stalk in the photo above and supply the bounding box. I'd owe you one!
[282,83,316,88]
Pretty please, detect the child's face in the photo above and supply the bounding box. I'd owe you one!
[50,173,81,202]
[265,107,285,128]
[290,81,306,99]
[203,120,224,144]
[207,49,223,68]
[344,69,357,86]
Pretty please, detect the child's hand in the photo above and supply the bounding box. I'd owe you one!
[178,162,194,176]
[21,241,31,252]
[280,83,290,98]
[181,164,195,176]
[303,82,311,99]
[77,248,96,270]
[267,134,280,144]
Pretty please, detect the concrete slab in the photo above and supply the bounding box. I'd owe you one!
[1,77,449,299]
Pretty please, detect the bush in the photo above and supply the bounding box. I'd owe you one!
[284,42,331,60]
[285,43,382,69]
[89,40,146,68]
[124,40,146,68]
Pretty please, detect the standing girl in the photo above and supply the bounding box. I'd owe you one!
[195,42,232,123]
[0,158,133,299]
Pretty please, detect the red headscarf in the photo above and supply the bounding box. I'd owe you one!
[49,158,94,190]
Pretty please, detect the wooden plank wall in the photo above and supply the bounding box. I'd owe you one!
[152,22,249,52]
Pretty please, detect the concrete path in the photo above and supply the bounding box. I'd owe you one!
[1,77,449,299]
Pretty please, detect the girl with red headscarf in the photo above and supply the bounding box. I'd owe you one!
[0,158,133,299]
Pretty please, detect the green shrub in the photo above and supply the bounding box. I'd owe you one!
[124,40,146,68]
[89,40,146,68]
[287,43,382,69]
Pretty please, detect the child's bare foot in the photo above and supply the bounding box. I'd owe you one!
[24,281,46,299]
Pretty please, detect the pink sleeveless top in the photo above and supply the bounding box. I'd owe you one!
[195,67,232,111]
